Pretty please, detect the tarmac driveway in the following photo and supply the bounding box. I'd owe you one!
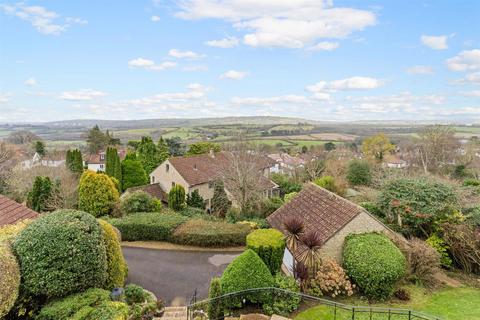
[122,247,239,306]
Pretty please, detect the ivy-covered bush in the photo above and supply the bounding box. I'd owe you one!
[173,219,251,247]
[377,178,458,236]
[106,212,187,241]
[121,191,161,214]
[13,210,108,299]
[99,220,128,289]
[220,249,274,306]
[346,160,372,186]
[78,170,119,217]
[343,233,406,300]
[36,288,128,320]
[246,229,285,274]
[308,259,354,298]
[0,243,20,318]
[263,274,300,316]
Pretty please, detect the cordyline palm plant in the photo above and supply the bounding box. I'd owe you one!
[297,230,323,276]
[283,216,304,252]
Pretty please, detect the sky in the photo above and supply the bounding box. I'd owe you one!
[0,0,479,123]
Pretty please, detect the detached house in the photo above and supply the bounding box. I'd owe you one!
[267,183,396,273]
[85,149,127,172]
[149,151,279,210]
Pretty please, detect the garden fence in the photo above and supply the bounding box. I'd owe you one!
[186,287,442,320]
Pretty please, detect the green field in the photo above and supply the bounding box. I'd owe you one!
[295,286,480,320]
[162,128,200,139]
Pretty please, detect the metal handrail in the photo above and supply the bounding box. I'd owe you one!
[186,287,442,320]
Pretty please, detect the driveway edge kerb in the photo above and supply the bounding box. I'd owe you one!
[121,240,245,252]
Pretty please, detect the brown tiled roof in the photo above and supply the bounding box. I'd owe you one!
[169,151,276,187]
[0,195,39,227]
[125,184,168,203]
[87,149,127,164]
[267,183,364,253]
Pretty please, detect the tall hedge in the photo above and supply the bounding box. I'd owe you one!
[0,243,20,318]
[78,170,119,217]
[66,149,83,173]
[13,210,108,299]
[99,220,128,289]
[247,229,285,275]
[220,249,274,306]
[122,159,148,190]
[343,233,406,300]
[105,147,122,192]
[169,184,186,211]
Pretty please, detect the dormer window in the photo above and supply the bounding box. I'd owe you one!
[166,164,170,172]
[100,154,105,161]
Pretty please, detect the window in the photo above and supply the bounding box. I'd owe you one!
[208,181,214,189]
[166,164,170,172]
[100,154,105,160]
[151,176,155,183]
[172,182,175,187]
[100,164,104,169]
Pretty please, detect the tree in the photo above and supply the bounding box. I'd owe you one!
[324,142,336,151]
[211,181,231,216]
[66,149,83,173]
[137,136,160,174]
[105,147,122,191]
[85,125,108,154]
[186,189,205,209]
[186,142,221,156]
[165,136,186,156]
[413,125,459,173]
[157,137,170,164]
[78,170,119,217]
[346,159,372,186]
[121,159,148,190]
[7,130,40,145]
[362,133,394,161]
[207,278,223,320]
[27,176,53,212]
[34,140,46,157]
[168,184,186,211]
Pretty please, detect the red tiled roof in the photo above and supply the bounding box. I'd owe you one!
[125,184,168,203]
[169,151,276,187]
[0,195,39,227]
[267,183,364,253]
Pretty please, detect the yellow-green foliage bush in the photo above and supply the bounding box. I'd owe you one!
[79,170,119,217]
[0,243,20,318]
[99,219,128,289]
[0,219,33,242]
[246,229,285,274]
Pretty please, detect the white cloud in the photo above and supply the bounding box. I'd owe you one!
[128,58,177,71]
[461,90,480,97]
[307,76,384,94]
[182,65,209,72]
[59,89,107,101]
[175,1,376,48]
[455,72,480,85]
[150,15,161,22]
[0,93,11,104]
[220,70,247,80]
[421,35,448,50]
[0,3,86,35]
[24,77,37,86]
[446,49,480,71]
[405,66,433,75]
[205,37,239,48]
[168,49,204,60]
[307,41,339,51]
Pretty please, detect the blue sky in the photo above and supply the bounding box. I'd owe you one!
[0,0,479,122]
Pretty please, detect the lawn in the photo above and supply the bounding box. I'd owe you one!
[294,286,480,320]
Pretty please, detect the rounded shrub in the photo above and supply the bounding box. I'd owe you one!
[121,190,161,214]
[220,249,274,306]
[346,159,372,186]
[343,233,406,300]
[78,170,119,217]
[13,210,108,299]
[0,243,20,318]
[246,229,285,275]
[99,220,128,290]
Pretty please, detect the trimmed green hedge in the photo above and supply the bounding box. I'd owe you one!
[221,249,274,306]
[106,212,187,241]
[173,219,251,247]
[99,220,128,289]
[343,233,406,300]
[247,229,285,274]
[0,243,20,318]
[13,210,108,299]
